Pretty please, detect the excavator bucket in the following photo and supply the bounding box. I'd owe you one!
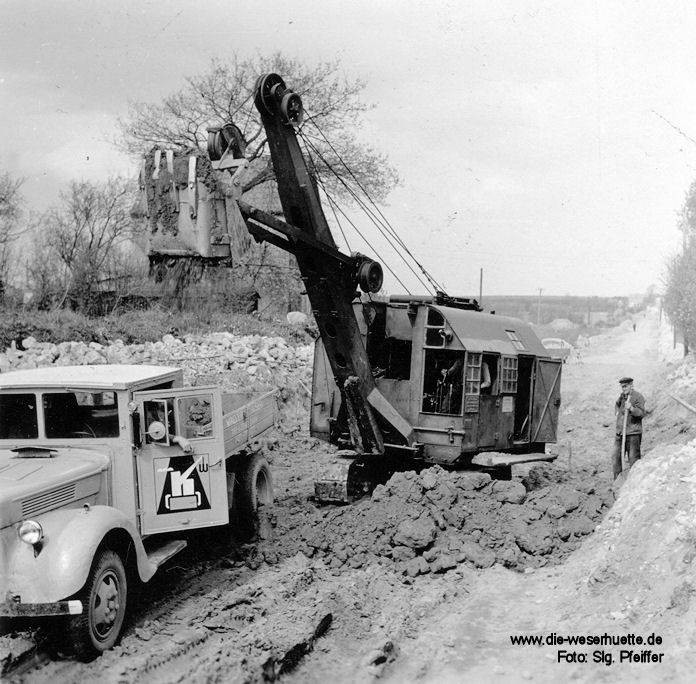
[314,462,352,504]
[314,452,380,504]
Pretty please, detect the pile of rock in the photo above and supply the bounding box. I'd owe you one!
[0,333,313,390]
[255,464,613,577]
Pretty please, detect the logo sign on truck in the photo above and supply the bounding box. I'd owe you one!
[156,453,212,514]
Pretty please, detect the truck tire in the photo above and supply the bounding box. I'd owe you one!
[234,453,273,539]
[66,549,127,661]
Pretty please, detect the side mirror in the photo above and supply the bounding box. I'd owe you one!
[147,421,167,441]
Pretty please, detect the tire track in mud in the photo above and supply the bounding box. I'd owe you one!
[3,548,238,682]
[5,488,327,682]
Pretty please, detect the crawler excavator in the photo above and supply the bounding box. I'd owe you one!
[135,73,562,501]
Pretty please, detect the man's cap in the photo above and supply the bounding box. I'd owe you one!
[619,376,634,384]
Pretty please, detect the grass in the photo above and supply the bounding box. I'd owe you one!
[0,307,314,350]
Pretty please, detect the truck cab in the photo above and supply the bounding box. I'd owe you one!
[0,364,276,659]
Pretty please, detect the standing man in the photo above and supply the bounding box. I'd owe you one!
[612,376,645,479]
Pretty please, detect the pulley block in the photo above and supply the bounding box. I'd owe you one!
[206,123,246,162]
[357,259,384,293]
[255,73,304,126]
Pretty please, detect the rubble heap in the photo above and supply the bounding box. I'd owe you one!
[252,462,614,577]
[0,333,313,389]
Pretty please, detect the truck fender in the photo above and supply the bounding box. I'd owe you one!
[6,505,157,604]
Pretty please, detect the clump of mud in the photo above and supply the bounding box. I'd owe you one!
[249,462,614,578]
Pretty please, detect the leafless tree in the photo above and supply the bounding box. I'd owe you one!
[35,178,140,311]
[117,53,399,203]
[664,180,696,354]
[0,171,25,299]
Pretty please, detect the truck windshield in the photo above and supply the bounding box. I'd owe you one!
[0,393,39,439]
[43,391,120,438]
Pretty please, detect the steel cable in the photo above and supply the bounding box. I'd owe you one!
[298,130,428,294]
[301,116,445,293]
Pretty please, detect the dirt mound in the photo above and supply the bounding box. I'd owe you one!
[250,464,614,577]
[561,440,696,637]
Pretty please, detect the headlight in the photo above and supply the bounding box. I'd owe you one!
[18,520,44,545]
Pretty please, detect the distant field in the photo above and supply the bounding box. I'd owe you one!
[472,294,630,326]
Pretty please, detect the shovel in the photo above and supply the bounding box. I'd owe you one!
[613,401,630,490]
[620,400,629,467]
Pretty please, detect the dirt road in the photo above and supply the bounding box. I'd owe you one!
[5,308,690,683]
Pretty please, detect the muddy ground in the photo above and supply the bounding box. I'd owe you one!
[3,307,695,683]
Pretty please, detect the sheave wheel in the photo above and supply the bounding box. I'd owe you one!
[234,453,273,539]
[67,549,127,661]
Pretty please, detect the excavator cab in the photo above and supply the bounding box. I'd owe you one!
[311,297,561,477]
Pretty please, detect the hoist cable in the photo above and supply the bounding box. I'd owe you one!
[299,135,352,251]
[312,168,411,292]
[301,115,445,293]
[299,130,432,294]
[312,173,412,294]
[299,129,434,293]
[302,123,443,291]
[301,128,440,293]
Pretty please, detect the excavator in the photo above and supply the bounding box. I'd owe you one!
[135,73,562,501]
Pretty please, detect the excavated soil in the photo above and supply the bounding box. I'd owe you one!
[248,462,613,579]
[4,307,695,682]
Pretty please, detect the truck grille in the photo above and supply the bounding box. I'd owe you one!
[22,484,76,517]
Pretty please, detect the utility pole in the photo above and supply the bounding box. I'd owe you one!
[479,268,483,305]
[537,288,543,325]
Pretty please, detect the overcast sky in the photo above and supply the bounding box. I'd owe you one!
[1,0,695,296]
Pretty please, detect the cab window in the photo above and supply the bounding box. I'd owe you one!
[422,349,464,415]
[43,391,120,438]
[0,393,39,439]
[143,398,174,445]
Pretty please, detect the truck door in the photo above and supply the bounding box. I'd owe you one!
[133,387,229,535]
[530,359,562,444]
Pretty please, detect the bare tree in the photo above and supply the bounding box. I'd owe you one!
[664,178,696,354]
[0,171,25,299]
[663,246,696,355]
[24,229,62,309]
[36,178,140,312]
[117,53,399,203]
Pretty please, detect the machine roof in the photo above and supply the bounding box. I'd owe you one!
[0,365,181,391]
[433,306,548,356]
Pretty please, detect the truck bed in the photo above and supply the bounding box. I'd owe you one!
[221,390,278,458]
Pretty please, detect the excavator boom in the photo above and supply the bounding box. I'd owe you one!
[233,73,412,454]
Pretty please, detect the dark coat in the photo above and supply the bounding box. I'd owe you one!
[615,390,645,435]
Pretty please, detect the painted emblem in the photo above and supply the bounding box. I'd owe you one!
[156,454,211,514]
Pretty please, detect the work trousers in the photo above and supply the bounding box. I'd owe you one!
[612,433,642,479]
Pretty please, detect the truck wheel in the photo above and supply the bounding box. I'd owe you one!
[234,453,273,538]
[66,549,127,661]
